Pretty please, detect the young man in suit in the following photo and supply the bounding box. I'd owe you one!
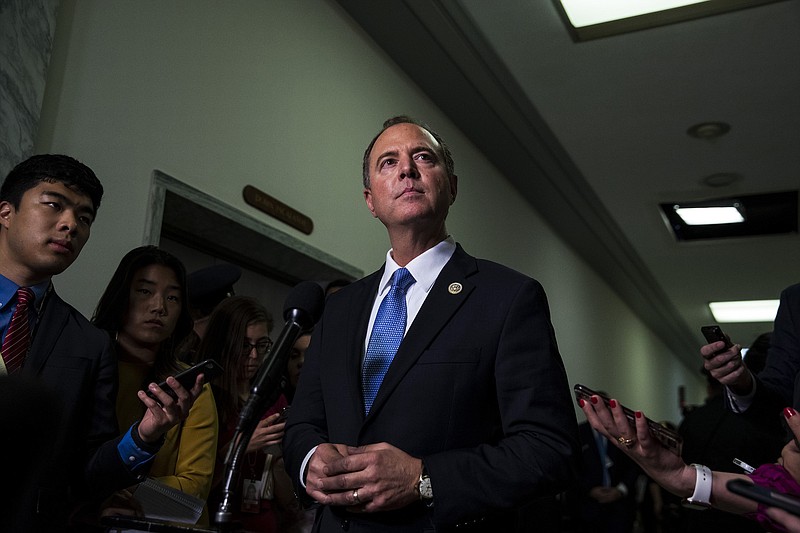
[284,117,579,532]
[0,154,202,531]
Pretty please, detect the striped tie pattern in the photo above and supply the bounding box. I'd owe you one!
[2,287,34,374]
[362,268,415,414]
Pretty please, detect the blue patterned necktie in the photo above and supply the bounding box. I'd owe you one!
[362,267,416,414]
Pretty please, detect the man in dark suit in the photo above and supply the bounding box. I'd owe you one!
[284,117,579,532]
[572,421,641,533]
[0,154,202,531]
[702,285,800,418]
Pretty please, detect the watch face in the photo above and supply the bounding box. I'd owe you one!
[419,476,433,499]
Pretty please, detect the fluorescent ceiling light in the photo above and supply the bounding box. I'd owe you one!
[709,300,779,323]
[559,0,709,27]
[556,0,783,41]
[674,206,745,225]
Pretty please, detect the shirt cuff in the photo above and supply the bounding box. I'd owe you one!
[117,422,160,474]
[727,379,756,413]
[300,446,318,489]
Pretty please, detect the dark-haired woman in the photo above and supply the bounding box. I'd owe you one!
[92,246,218,524]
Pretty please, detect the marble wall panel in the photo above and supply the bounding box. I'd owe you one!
[0,0,59,178]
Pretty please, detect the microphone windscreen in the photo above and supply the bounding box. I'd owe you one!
[283,281,325,325]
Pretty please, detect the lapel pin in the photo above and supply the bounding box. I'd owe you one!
[448,282,462,295]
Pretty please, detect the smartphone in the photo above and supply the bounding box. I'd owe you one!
[145,359,224,401]
[574,384,683,455]
[276,405,291,422]
[727,478,800,516]
[701,325,734,352]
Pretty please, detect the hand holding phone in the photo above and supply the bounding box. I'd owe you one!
[145,359,223,402]
[701,325,734,354]
[574,384,683,455]
[276,405,291,422]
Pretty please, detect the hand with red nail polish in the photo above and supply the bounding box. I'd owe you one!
[781,405,800,480]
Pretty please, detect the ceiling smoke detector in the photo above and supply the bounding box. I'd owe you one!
[701,173,741,188]
[687,121,731,139]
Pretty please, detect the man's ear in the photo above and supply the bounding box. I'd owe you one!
[449,174,458,205]
[0,201,14,229]
[363,188,378,218]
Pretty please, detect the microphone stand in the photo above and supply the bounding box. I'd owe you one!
[214,312,306,530]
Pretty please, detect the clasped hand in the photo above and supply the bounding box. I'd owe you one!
[306,442,422,513]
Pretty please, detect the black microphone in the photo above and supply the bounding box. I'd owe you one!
[217,281,324,527]
[237,281,325,429]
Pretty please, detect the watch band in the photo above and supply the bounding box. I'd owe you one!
[682,463,712,509]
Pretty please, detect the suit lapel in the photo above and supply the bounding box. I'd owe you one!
[345,271,382,421]
[365,245,477,421]
[24,290,69,377]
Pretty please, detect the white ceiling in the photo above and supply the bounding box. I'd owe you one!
[337,0,800,368]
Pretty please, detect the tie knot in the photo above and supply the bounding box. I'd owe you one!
[16,287,34,307]
[391,268,415,292]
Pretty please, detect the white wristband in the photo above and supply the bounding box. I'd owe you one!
[683,463,712,509]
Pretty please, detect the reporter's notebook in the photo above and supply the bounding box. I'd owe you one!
[133,477,204,524]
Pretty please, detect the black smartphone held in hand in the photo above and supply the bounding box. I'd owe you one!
[145,359,224,401]
[727,478,800,517]
[701,325,734,352]
[574,384,683,456]
[276,405,291,422]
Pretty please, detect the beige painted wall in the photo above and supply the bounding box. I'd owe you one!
[34,0,704,422]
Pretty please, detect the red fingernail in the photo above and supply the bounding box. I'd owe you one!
[609,399,617,408]
[579,399,585,407]
[591,396,599,404]
[635,411,643,419]
[785,407,796,418]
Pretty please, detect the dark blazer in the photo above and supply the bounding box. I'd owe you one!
[284,244,579,532]
[730,283,800,425]
[754,283,800,410]
[12,289,139,531]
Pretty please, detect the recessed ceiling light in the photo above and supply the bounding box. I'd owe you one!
[660,191,798,241]
[558,0,708,27]
[555,0,783,41]
[687,121,731,139]
[674,205,744,225]
[709,300,779,323]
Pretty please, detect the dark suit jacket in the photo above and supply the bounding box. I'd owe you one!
[284,244,579,532]
[11,289,140,531]
[730,283,800,427]
[754,283,800,410]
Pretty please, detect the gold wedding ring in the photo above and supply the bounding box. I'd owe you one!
[618,435,635,448]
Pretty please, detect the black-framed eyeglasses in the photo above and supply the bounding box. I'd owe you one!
[242,338,273,356]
